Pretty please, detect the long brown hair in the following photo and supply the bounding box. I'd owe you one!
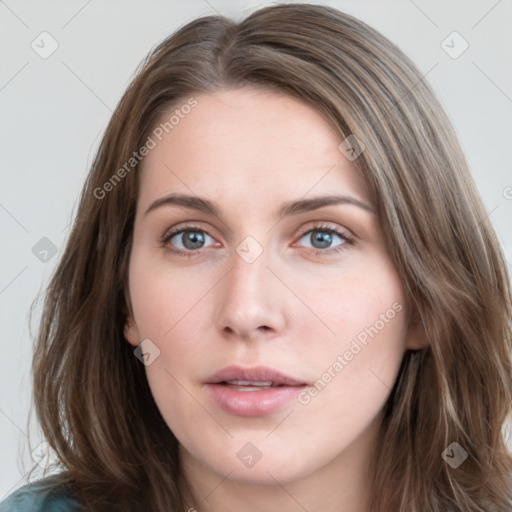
[31,3,512,510]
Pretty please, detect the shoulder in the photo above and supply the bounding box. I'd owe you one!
[0,474,80,512]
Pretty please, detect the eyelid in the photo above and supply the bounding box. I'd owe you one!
[161,221,219,242]
[294,222,353,242]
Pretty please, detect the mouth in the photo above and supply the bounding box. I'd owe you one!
[204,366,308,417]
[220,380,288,392]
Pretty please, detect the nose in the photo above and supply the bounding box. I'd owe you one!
[215,244,288,341]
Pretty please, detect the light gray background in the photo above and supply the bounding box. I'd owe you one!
[1,0,511,498]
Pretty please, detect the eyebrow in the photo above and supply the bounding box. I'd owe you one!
[144,192,374,218]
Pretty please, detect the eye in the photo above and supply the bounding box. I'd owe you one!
[161,225,218,255]
[160,222,353,257]
[296,224,352,254]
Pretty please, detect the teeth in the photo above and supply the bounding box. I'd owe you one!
[235,386,272,392]
[225,380,274,386]
[223,380,281,391]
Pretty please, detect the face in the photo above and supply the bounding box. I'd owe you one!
[125,87,423,488]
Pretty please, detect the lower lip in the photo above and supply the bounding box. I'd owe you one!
[205,384,306,417]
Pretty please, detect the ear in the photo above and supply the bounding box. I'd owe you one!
[404,317,429,351]
[124,316,140,347]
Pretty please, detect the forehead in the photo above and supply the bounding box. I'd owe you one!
[137,87,370,213]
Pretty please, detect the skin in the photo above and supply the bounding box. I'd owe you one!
[125,87,426,512]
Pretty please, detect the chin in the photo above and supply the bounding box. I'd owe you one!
[185,436,322,485]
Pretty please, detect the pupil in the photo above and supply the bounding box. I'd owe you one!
[183,231,204,249]
[312,231,332,249]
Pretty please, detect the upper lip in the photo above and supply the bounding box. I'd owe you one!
[204,365,307,386]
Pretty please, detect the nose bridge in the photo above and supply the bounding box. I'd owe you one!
[226,240,271,309]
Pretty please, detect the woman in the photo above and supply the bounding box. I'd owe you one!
[2,3,511,511]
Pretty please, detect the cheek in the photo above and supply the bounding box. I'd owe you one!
[129,281,209,445]
[296,252,407,359]
[128,251,214,342]
[128,253,216,413]
[296,256,407,412]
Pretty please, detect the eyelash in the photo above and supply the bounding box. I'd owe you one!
[160,223,354,258]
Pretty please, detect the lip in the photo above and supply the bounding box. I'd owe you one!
[204,365,308,417]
